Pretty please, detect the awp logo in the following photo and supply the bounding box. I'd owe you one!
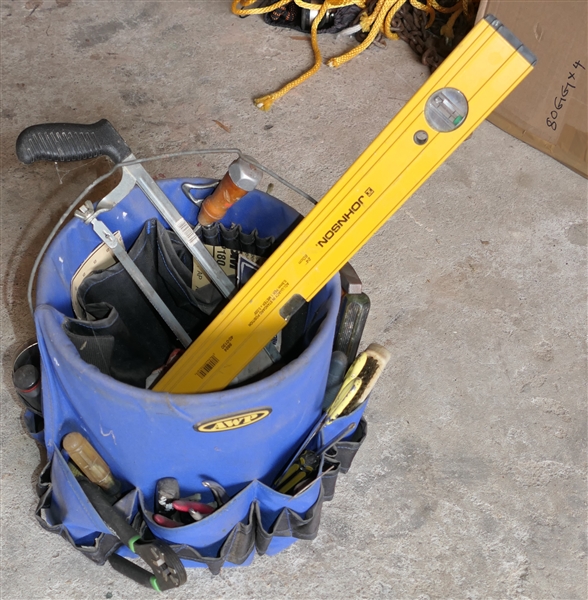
[195,408,272,432]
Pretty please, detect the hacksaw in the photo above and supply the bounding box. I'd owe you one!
[155,15,536,394]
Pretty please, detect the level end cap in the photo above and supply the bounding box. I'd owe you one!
[484,14,538,67]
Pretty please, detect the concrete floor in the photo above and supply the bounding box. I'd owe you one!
[1,2,586,598]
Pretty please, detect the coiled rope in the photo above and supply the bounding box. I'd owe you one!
[232,0,473,110]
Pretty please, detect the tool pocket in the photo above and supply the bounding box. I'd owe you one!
[141,482,258,572]
[34,421,365,574]
[255,472,325,556]
[321,413,369,478]
[255,415,368,555]
[35,449,140,564]
[35,448,256,573]
[12,341,45,444]
[23,408,45,444]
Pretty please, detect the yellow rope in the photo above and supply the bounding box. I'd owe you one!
[428,0,461,13]
[233,0,361,110]
[232,0,331,15]
[231,0,473,109]
[382,0,403,40]
[329,0,400,68]
[359,0,387,31]
[440,6,462,39]
[253,1,329,110]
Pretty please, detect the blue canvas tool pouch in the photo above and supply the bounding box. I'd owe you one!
[24,178,369,580]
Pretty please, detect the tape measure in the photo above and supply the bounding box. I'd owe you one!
[155,15,536,394]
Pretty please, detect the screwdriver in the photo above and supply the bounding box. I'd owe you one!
[62,432,120,496]
[274,422,355,494]
[196,156,263,229]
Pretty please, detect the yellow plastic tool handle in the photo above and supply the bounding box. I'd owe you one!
[326,377,363,424]
[63,432,118,493]
[155,15,536,394]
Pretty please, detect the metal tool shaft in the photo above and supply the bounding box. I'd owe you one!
[125,159,235,299]
[77,204,192,348]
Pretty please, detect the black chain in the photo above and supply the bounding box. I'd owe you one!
[391,3,444,70]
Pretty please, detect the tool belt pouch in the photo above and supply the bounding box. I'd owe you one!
[28,180,370,573]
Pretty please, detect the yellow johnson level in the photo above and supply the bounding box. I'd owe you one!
[155,15,536,394]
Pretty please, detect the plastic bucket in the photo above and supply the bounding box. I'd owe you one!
[31,178,366,568]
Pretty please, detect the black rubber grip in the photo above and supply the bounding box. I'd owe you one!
[16,119,132,165]
[77,477,187,590]
[77,477,137,545]
[108,554,154,590]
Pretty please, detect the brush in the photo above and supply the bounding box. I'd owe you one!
[326,342,391,423]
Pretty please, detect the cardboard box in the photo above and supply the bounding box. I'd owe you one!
[477,0,587,177]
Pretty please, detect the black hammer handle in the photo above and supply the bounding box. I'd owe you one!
[16,119,132,165]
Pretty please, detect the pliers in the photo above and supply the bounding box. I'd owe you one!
[74,473,187,591]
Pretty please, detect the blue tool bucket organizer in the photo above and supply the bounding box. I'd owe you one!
[26,178,368,575]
